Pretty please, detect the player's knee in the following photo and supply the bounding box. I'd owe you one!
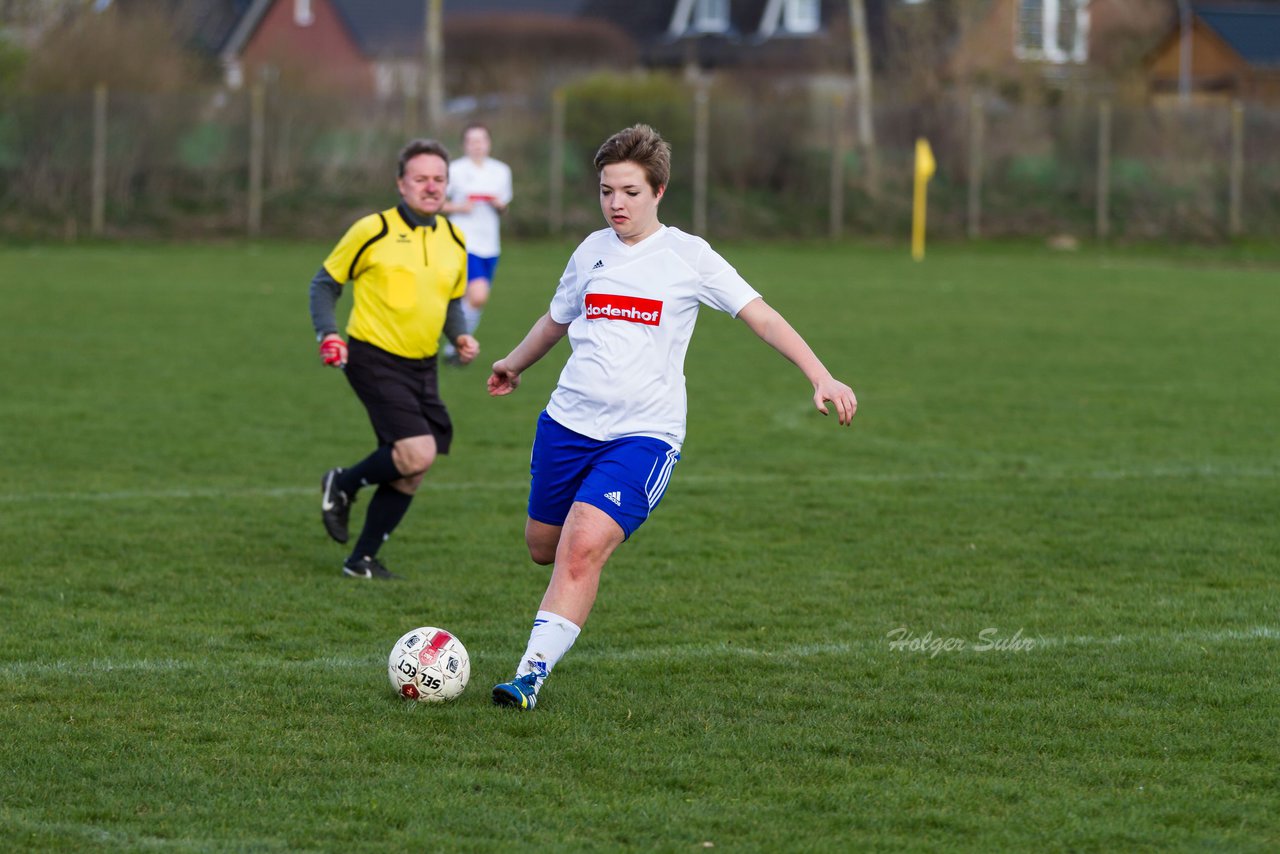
[527,541,556,566]
[400,454,432,477]
[392,443,435,477]
[466,279,490,309]
[554,545,606,584]
[524,519,560,565]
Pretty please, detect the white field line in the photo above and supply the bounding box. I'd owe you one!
[1,813,314,854]
[0,464,1274,504]
[3,626,1276,679]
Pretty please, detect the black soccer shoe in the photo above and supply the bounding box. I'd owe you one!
[342,555,401,580]
[321,467,353,544]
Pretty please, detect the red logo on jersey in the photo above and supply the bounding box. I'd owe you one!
[584,293,663,326]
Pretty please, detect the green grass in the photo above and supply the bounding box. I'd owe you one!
[2,238,1278,852]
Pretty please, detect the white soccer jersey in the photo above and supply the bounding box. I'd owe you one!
[545,225,762,450]
[446,157,513,258]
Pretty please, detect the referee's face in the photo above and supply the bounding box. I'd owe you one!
[397,153,449,218]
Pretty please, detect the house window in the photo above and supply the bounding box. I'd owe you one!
[783,0,819,34]
[294,0,314,27]
[1015,0,1088,64]
[693,0,730,33]
[1015,0,1043,55]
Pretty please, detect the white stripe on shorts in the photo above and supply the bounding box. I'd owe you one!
[645,448,679,509]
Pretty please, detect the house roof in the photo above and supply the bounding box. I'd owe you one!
[327,0,597,57]
[114,0,252,54]
[445,0,588,15]
[220,0,849,64]
[578,0,854,69]
[327,0,422,57]
[223,0,595,60]
[1195,2,1280,66]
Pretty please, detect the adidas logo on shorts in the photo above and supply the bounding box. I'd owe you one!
[604,491,622,506]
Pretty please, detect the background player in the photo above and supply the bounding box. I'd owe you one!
[441,123,513,364]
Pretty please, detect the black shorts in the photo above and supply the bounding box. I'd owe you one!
[344,338,453,453]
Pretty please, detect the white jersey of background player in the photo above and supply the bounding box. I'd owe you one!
[486,124,858,711]
[442,124,513,359]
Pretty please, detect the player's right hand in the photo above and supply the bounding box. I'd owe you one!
[455,334,480,364]
[319,336,348,368]
[487,360,520,396]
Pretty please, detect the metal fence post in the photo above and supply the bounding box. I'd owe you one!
[693,77,709,237]
[829,91,847,241]
[1096,100,1111,241]
[91,83,107,238]
[248,83,265,238]
[1229,99,1244,237]
[549,87,565,236]
[967,92,984,240]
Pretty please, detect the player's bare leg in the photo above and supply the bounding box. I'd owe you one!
[495,503,623,709]
[525,517,561,566]
[466,277,491,314]
[540,502,623,627]
[461,277,490,338]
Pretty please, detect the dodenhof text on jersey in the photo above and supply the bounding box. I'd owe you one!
[584,293,663,325]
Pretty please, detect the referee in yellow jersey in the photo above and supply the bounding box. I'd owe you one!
[309,138,478,580]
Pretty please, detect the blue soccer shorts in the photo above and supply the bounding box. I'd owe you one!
[466,254,500,284]
[527,411,680,540]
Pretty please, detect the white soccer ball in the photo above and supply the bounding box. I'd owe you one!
[387,626,470,703]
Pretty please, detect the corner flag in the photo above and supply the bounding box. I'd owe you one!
[912,138,935,261]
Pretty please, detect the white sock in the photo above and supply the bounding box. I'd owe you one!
[514,610,581,693]
[462,302,483,334]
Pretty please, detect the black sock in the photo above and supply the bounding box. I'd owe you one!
[351,484,414,559]
[338,445,401,496]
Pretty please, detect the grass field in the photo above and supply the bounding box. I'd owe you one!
[2,238,1278,852]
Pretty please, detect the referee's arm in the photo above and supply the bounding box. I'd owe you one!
[442,298,467,347]
[309,267,343,341]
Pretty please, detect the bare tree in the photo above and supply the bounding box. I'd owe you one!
[848,0,879,195]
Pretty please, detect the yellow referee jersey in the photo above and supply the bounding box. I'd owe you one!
[322,204,467,359]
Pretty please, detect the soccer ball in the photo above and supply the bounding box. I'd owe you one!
[387,626,470,703]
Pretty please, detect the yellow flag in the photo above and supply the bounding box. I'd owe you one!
[912,138,935,261]
[915,138,936,182]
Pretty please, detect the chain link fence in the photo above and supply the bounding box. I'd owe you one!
[2,81,1277,242]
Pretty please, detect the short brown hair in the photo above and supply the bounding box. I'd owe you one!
[593,124,670,193]
[398,138,450,177]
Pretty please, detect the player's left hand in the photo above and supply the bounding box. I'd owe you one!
[455,334,479,364]
[814,376,857,426]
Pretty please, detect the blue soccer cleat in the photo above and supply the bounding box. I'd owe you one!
[492,672,539,710]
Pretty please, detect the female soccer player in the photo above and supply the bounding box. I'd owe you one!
[486,124,856,709]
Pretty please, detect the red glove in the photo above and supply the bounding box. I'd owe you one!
[319,337,348,367]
